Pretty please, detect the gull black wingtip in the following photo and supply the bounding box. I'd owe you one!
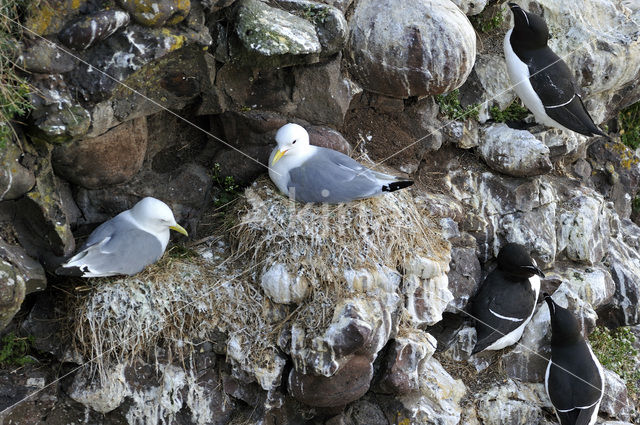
[382,180,414,192]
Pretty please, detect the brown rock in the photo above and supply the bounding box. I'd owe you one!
[52,117,148,189]
[307,126,352,155]
[288,355,373,407]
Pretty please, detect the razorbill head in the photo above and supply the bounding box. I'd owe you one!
[544,294,604,425]
[504,3,607,137]
[470,243,545,354]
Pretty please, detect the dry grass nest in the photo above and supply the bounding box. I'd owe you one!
[70,177,449,381]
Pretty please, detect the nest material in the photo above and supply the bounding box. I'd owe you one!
[71,177,449,381]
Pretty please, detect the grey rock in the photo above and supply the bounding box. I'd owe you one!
[319,0,352,12]
[346,0,476,98]
[446,245,481,312]
[600,369,631,421]
[472,54,517,121]
[29,104,91,145]
[52,117,148,189]
[0,239,46,295]
[375,330,437,394]
[58,10,130,50]
[449,0,487,16]
[20,38,77,73]
[479,124,552,177]
[275,0,348,56]
[446,120,480,150]
[556,193,611,265]
[288,355,373,407]
[0,364,58,423]
[475,380,547,425]
[292,55,360,127]
[345,399,388,425]
[235,0,321,56]
[118,0,190,27]
[0,136,35,201]
[0,260,26,330]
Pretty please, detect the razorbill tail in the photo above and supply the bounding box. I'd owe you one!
[544,294,604,425]
[269,123,413,203]
[470,243,544,354]
[504,3,607,137]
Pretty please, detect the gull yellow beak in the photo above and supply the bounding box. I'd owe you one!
[169,224,189,236]
[272,149,287,165]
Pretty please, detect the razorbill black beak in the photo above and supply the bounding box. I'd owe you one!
[508,2,521,9]
[522,265,545,278]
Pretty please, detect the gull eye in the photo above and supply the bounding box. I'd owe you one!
[292,140,297,144]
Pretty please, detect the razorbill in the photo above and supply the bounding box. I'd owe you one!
[471,243,544,354]
[269,123,413,203]
[57,197,188,277]
[504,3,607,137]
[544,294,604,425]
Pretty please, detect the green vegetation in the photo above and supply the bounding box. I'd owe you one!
[490,101,530,123]
[166,245,198,259]
[212,163,241,208]
[589,326,640,397]
[1,0,34,148]
[632,196,640,215]
[300,5,329,25]
[469,7,504,34]
[435,89,479,121]
[619,101,640,150]
[0,333,35,367]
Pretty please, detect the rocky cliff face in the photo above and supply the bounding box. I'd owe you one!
[1,0,640,424]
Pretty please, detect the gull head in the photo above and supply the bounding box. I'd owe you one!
[130,197,188,236]
[271,123,310,165]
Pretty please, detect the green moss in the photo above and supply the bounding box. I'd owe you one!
[0,333,35,367]
[633,196,640,214]
[435,89,479,121]
[212,163,241,209]
[1,0,34,148]
[589,326,640,398]
[299,5,329,25]
[490,101,530,123]
[619,101,640,150]
[469,7,504,34]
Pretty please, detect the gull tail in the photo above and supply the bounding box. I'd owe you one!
[382,180,414,192]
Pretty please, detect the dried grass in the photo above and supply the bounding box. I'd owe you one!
[70,177,449,383]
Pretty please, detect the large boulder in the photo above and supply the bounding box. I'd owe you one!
[346,0,476,98]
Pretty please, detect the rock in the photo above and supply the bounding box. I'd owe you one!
[58,10,130,50]
[537,128,588,158]
[24,0,88,36]
[260,262,310,304]
[545,264,615,310]
[446,245,481,312]
[69,365,127,413]
[203,0,236,12]
[450,0,487,16]
[445,120,480,150]
[556,193,611,265]
[375,330,437,394]
[404,254,455,326]
[275,0,348,56]
[475,380,548,425]
[600,369,632,421]
[397,357,466,425]
[235,0,321,56]
[307,126,351,155]
[0,260,26,330]
[346,0,476,98]
[0,365,59,423]
[228,334,287,390]
[471,54,517,121]
[29,104,91,145]
[478,124,552,177]
[288,355,373,407]
[344,399,388,425]
[118,0,190,27]
[20,38,77,73]
[292,55,361,127]
[0,137,35,201]
[52,117,148,189]
[0,239,46,295]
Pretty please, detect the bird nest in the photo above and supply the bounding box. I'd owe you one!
[70,177,449,383]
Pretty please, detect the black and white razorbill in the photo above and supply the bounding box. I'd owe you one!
[470,243,545,354]
[504,3,607,137]
[544,294,604,425]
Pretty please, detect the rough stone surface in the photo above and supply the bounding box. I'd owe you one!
[260,262,310,304]
[52,117,148,189]
[58,10,130,50]
[20,38,77,73]
[118,0,190,27]
[347,0,476,98]
[0,239,46,295]
[600,369,632,421]
[475,380,547,425]
[288,355,373,407]
[0,260,26,330]
[404,255,453,325]
[0,138,35,201]
[479,124,552,177]
[450,0,488,16]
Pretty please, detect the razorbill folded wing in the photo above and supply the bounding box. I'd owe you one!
[471,243,544,354]
[504,3,607,137]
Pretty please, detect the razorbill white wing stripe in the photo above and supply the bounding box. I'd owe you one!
[488,308,524,322]
[546,94,577,109]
